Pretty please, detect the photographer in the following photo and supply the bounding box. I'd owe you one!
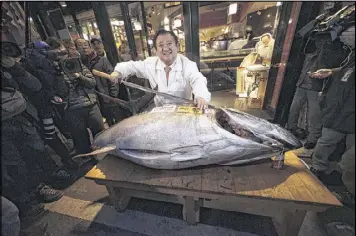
[54,38,105,156]
[9,40,77,170]
[1,68,70,219]
[287,9,351,152]
[309,25,355,204]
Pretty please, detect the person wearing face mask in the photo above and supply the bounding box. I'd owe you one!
[109,29,211,109]
[308,25,355,208]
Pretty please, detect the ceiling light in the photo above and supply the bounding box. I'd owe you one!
[173,19,181,28]
[276,2,282,6]
[134,22,142,31]
[228,3,238,15]
[59,1,67,7]
[164,17,169,25]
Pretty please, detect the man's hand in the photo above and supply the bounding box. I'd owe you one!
[53,96,63,103]
[194,97,208,110]
[309,69,332,79]
[109,72,122,83]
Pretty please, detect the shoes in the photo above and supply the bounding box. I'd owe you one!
[36,183,63,203]
[304,141,316,150]
[50,169,74,182]
[19,202,45,221]
[310,168,343,186]
[310,167,324,178]
[21,222,51,236]
[289,128,307,140]
[333,191,355,206]
[325,222,355,236]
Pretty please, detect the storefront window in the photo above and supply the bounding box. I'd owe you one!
[198,2,281,113]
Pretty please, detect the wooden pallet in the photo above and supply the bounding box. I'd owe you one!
[85,151,342,236]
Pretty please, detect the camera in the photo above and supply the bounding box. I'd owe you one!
[59,57,82,74]
[297,4,355,42]
[312,4,355,42]
[2,41,23,58]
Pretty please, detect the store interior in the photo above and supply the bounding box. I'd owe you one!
[63,2,281,118]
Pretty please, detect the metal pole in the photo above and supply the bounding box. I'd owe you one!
[91,1,128,101]
[70,11,84,38]
[182,2,200,68]
[91,1,120,65]
[141,2,152,56]
[120,2,138,60]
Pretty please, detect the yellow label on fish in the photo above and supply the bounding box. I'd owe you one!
[177,106,202,114]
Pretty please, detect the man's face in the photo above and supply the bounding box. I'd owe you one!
[77,40,92,56]
[92,41,104,53]
[155,33,178,66]
[261,36,270,46]
[339,27,355,49]
[67,45,80,58]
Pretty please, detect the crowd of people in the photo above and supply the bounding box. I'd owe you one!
[288,24,355,235]
[1,36,132,236]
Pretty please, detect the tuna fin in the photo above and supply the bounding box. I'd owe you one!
[72,145,116,160]
[170,154,202,162]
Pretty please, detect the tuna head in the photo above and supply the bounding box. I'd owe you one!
[91,108,287,169]
[218,108,302,150]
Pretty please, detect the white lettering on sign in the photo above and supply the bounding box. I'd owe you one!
[151,105,177,113]
[341,67,355,82]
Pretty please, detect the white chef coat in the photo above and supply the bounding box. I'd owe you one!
[114,54,211,107]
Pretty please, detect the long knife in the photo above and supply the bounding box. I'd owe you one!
[92,69,205,106]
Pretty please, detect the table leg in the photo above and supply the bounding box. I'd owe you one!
[106,186,131,212]
[272,210,307,236]
[183,197,202,225]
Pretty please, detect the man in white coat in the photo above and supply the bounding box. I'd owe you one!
[109,29,211,109]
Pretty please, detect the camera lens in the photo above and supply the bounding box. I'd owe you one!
[65,61,75,71]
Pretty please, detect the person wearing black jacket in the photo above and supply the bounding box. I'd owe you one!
[287,37,349,150]
[309,26,355,206]
[58,41,105,155]
[21,40,77,169]
[74,39,130,126]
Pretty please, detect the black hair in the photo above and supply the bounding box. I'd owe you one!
[153,28,178,49]
[46,37,62,49]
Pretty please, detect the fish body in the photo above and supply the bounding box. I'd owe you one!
[92,105,301,169]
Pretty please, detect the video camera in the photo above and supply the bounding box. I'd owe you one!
[36,48,83,75]
[297,4,355,42]
[2,41,83,74]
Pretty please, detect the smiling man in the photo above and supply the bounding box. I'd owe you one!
[110,29,211,109]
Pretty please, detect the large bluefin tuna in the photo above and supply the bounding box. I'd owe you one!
[76,105,302,169]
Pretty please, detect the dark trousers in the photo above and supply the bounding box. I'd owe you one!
[64,104,105,155]
[101,105,131,126]
[287,87,322,143]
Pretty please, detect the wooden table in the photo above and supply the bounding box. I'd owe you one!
[85,151,342,236]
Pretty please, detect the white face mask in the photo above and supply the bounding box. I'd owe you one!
[1,55,15,68]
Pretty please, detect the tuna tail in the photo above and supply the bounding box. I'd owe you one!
[72,145,116,160]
